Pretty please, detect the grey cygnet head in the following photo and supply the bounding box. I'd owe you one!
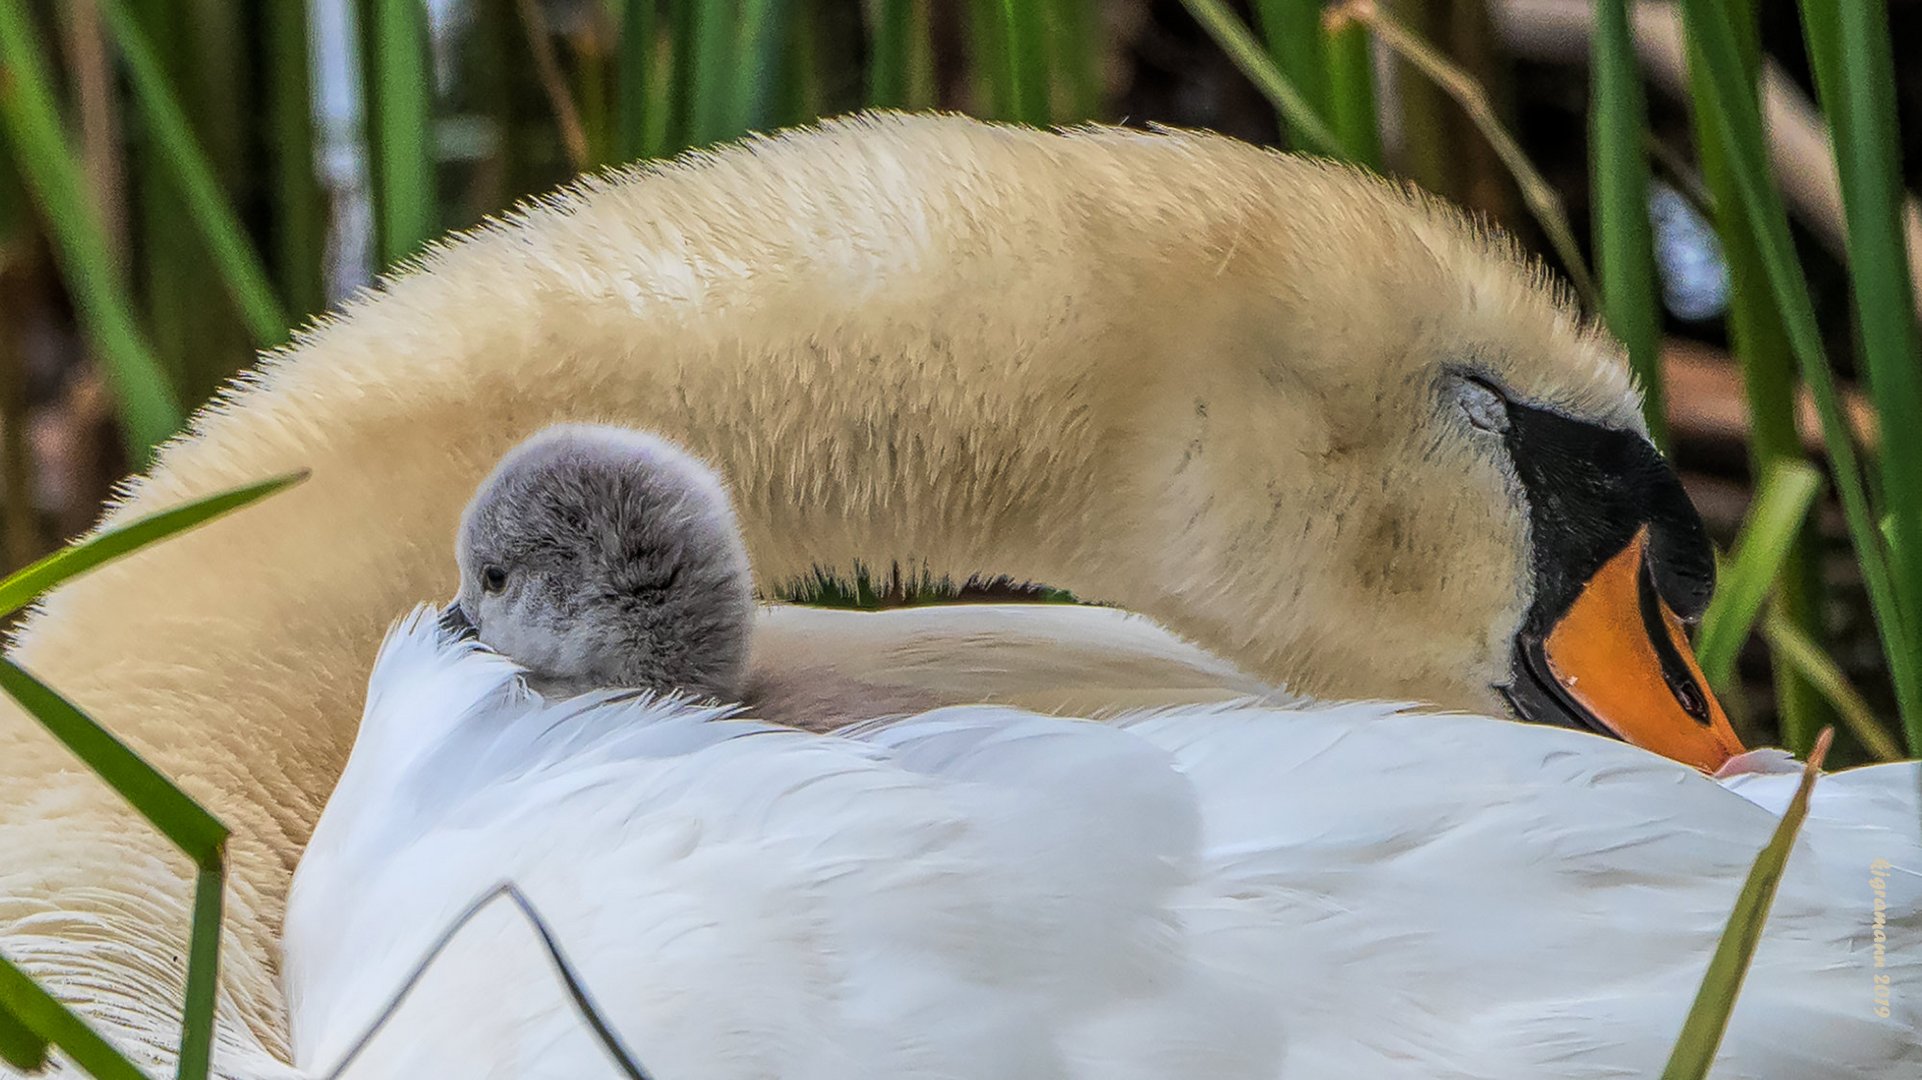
[451,424,755,701]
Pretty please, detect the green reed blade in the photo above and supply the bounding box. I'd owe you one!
[1324,19,1382,169]
[367,0,438,265]
[774,1,823,127]
[0,474,296,1079]
[0,956,146,1080]
[1590,0,1666,447]
[964,0,1012,119]
[735,0,791,135]
[266,0,326,321]
[663,0,696,152]
[1797,0,1922,755]
[869,0,915,108]
[1659,729,1832,1079]
[0,997,48,1072]
[174,865,224,1080]
[1762,610,1907,762]
[1004,0,1051,125]
[0,657,227,863]
[0,0,181,456]
[96,0,289,348]
[1681,0,1825,754]
[1254,0,1330,150]
[685,0,733,145]
[1050,0,1100,121]
[0,472,307,619]
[616,0,656,160]
[1178,0,1337,155]
[1678,0,1921,752]
[1697,461,1823,689]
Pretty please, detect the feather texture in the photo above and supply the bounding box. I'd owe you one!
[282,609,1920,1080]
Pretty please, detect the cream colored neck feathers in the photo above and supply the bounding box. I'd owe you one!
[0,113,1637,1071]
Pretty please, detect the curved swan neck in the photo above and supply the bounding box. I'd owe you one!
[1,116,1202,1061]
[0,113,1615,1063]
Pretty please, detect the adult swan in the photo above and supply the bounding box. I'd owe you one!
[0,114,1903,1074]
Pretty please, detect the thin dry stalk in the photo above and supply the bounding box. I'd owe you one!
[515,0,592,170]
[1329,0,1600,309]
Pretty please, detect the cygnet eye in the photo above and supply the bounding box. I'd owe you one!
[481,565,509,593]
[1454,376,1511,434]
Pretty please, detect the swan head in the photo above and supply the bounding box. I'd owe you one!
[451,423,755,701]
[1093,149,1739,770]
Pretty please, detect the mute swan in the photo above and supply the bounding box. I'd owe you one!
[279,609,1917,1079]
[284,430,1913,1079]
[0,113,1858,1070]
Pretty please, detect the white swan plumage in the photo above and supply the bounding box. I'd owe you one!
[279,608,1919,1080]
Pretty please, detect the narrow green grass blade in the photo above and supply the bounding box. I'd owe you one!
[1796,0,1922,756]
[1000,0,1051,125]
[1696,461,1824,689]
[1049,0,1101,121]
[1682,0,1825,756]
[0,0,182,456]
[615,0,656,160]
[352,0,388,260]
[662,0,696,153]
[0,955,147,1080]
[0,483,291,1080]
[640,0,673,157]
[774,1,823,127]
[123,0,232,408]
[685,0,733,145]
[0,657,227,862]
[1254,0,1330,150]
[266,0,326,321]
[368,0,437,265]
[1659,729,1831,1079]
[0,999,48,1072]
[1324,20,1382,169]
[734,0,791,135]
[1762,610,1907,762]
[1178,0,1338,155]
[965,0,1013,119]
[96,0,289,348]
[1677,0,1922,753]
[0,472,307,619]
[174,865,224,1080]
[1590,0,1666,447]
[868,0,915,108]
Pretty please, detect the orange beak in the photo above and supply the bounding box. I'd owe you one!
[1531,527,1744,772]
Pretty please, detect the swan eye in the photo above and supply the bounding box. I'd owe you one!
[481,565,509,593]
[1454,377,1511,434]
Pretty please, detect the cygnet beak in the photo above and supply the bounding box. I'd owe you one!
[438,600,478,641]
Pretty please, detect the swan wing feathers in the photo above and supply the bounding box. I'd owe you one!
[1114,704,1920,1079]
[289,617,1273,1080]
[288,616,1918,1079]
